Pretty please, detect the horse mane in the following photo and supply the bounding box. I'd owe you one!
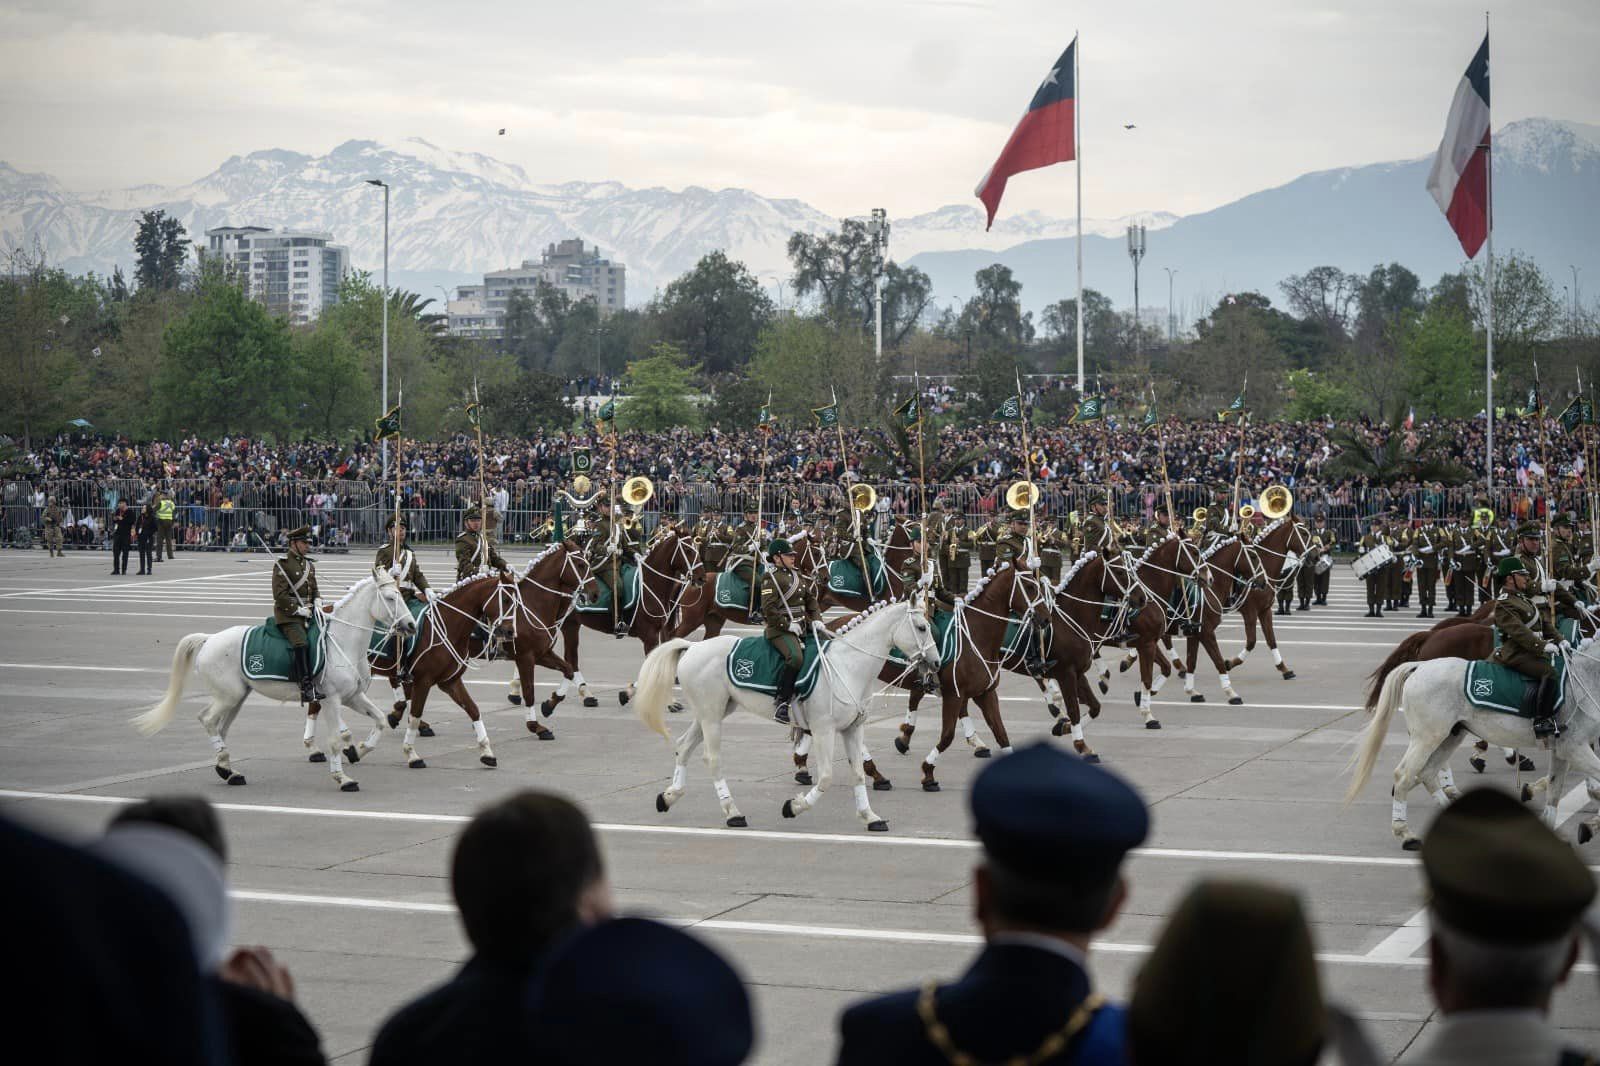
[1259,515,1291,539]
[332,575,377,610]
[1199,536,1239,563]
[435,570,505,599]
[519,542,564,575]
[1053,551,1099,595]
[833,597,897,636]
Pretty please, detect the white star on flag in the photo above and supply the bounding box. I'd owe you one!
[1039,68,1059,92]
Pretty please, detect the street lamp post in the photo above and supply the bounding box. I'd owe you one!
[1126,224,1146,356]
[1572,265,1582,336]
[867,208,889,361]
[366,179,390,479]
[1163,267,1179,344]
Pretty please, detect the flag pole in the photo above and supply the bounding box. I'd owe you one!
[1152,381,1175,527]
[1018,368,1035,542]
[750,391,771,617]
[606,387,620,633]
[1073,31,1085,396]
[473,378,489,573]
[833,385,874,603]
[1484,12,1495,497]
[392,383,403,565]
[1589,376,1598,560]
[914,368,928,578]
[1535,361,1556,634]
[1231,373,1249,518]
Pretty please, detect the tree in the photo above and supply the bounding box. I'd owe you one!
[133,210,189,293]
[752,315,879,424]
[294,326,371,437]
[619,344,700,431]
[786,221,932,343]
[388,290,447,337]
[1341,265,1426,416]
[1176,296,1287,416]
[1399,307,1479,418]
[320,272,448,435]
[1467,250,1560,381]
[1324,400,1472,485]
[0,265,88,448]
[153,265,294,437]
[494,371,575,434]
[957,264,1034,350]
[655,251,774,374]
[1279,266,1359,342]
[704,377,769,429]
[1282,369,1361,422]
[961,347,1033,415]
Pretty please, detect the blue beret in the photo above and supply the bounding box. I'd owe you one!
[526,917,753,1066]
[971,742,1149,883]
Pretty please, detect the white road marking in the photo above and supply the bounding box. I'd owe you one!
[1365,908,1430,960]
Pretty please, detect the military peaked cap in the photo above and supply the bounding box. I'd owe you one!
[285,525,312,541]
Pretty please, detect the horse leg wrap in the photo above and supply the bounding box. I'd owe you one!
[1044,678,1064,706]
[901,707,917,726]
[960,717,976,741]
[853,783,870,813]
[472,720,489,745]
[1439,768,1456,791]
[1218,672,1232,690]
[1234,647,1249,664]
[1430,787,1450,807]
[924,747,941,766]
[1140,692,1154,718]
[556,678,572,698]
[1000,745,1014,755]
[301,718,316,748]
[1070,722,1085,742]
[209,734,226,754]
[795,733,813,757]
[714,778,733,804]
[574,672,589,696]
[802,785,823,807]
[1542,804,1559,827]
[1271,648,1284,667]
[671,765,687,793]
[1391,798,1407,824]
[1151,672,1169,695]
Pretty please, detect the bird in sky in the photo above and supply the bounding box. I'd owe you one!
[1123,123,1137,130]
[498,128,506,135]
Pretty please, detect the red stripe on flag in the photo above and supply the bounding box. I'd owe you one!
[976,98,1076,230]
[1445,129,1490,258]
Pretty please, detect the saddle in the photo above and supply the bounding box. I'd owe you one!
[242,617,326,682]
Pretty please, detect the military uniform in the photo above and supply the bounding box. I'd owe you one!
[1201,494,1234,546]
[455,510,509,582]
[761,543,819,723]
[375,521,430,682]
[1481,521,1514,606]
[1077,507,1118,557]
[1295,527,1324,610]
[1310,521,1333,605]
[1447,517,1479,614]
[41,498,64,556]
[272,528,322,702]
[695,512,731,571]
[1385,521,1407,610]
[1360,525,1388,617]
[1411,516,1442,618]
[1037,520,1066,585]
[992,521,1035,571]
[726,514,764,586]
[974,517,1001,572]
[940,520,974,601]
[587,506,641,634]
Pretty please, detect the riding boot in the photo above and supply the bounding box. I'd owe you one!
[1528,676,1562,740]
[1296,598,1310,611]
[393,635,413,684]
[773,670,795,726]
[1024,625,1056,677]
[292,646,317,704]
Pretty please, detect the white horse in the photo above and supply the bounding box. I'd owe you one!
[133,568,417,792]
[634,596,942,831]
[1348,652,1600,848]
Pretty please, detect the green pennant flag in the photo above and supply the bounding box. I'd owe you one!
[464,401,482,428]
[572,447,593,474]
[1141,404,1158,433]
[993,395,1023,421]
[1218,392,1247,421]
[1524,383,1542,418]
[811,402,840,429]
[1070,395,1105,424]
[552,498,566,540]
[757,400,776,433]
[895,394,921,428]
[373,404,402,441]
[596,398,616,422]
[1558,397,1593,432]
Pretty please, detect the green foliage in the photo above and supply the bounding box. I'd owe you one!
[961,347,1030,415]
[153,266,294,437]
[704,377,769,428]
[786,220,933,343]
[1173,297,1286,417]
[294,326,370,438]
[655,251,773,374]
[957,264,1034,350]
[134,210,189,293]
[320,272,447,434]
[1282,369,1361,422]
[1324,400,1473,485]
[1399,307,1480,418]
[493,370,576,435]
[751,315,879,425]
[619,344,701,431]
[1467,249,1561,383]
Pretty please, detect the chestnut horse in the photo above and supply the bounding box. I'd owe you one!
[502,542,599,730]
[816,521,915,613]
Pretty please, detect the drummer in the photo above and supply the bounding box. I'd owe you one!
[1359,517,1389,618]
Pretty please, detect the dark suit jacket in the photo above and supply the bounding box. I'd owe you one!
[369,955,536,1066]
[836,942,1126,1066]
[111,509,137,544]
[218,978,326,1066]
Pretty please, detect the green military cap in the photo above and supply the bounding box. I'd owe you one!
[1515,521,1542,539]
[384,514,407,530]
[1422,788,1595,944]
[1552,513,1574,530]
[285,525,312,542]
[766,538,794,558]
[1008,509,1030,523]
[1494,556,1529,579]
[1129,880,1323,1066]
[463,507,483,522]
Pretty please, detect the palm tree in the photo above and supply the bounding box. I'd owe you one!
[1324,401,1472,485]
[388,290,447,337]
[866,413,984,485]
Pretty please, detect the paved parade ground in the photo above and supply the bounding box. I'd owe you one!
[1,546,1596,1063]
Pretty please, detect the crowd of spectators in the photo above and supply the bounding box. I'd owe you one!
[5,407,1591,553]
[6,747,1595,1064]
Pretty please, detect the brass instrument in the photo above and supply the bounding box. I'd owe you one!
[1192,506,1208,525]
[849,483,877,512]
[622,475,655,507]
[1259,484,1294,520]
[1238,504,1256,522]
[572,474,592,496]
[1473,506,1495,529]
[1004,480,1040,511]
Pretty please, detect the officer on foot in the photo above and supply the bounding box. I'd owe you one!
[1414,509,1441,618]
[273,525,323,704]
[1360,518,1387,618]
[760,538,818,726]
[41,495,64,557]
[940,512,973,603]
[837,743,1148,1065]
[375,515,431,684]
[1491,556,1567,740]
[155,486,177,561]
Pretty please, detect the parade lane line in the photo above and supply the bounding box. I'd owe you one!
[0,608,258,621]
[10,788,1592,871]
[220,889,1598,972]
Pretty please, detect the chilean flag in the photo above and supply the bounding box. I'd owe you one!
[1425,35,1491,257]
[975,39,1076,230]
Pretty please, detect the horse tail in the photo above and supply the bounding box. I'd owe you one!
[635,638,691,738]
[1364,632,1430,712]
[133,633,207,737]
[1346,660,1421,804]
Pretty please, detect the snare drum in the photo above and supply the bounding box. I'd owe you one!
[1352,543,1395,579]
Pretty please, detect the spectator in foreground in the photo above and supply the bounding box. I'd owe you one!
[836,742,1148,1065]
[369,790,614,1066]
[1128,880,1324,1066]
[1403,788,1597,1065]
[526,916,754,1065]
[104,795,326,1066]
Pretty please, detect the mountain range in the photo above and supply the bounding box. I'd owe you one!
[2,118,1594,319]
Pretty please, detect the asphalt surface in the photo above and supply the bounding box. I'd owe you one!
[1,545,1596,1064]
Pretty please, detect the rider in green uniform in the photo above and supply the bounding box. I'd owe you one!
[1491,556,1567,740]
[375,515,431,683]
[272,525,322,703]
[761,538,819,725]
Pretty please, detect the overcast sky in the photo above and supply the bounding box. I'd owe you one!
[2,0,1596,221]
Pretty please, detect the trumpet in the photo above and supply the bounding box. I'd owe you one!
[1192,506,1208,525]
[1238,504,1256,522]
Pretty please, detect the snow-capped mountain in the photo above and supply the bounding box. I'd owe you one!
[0,137,1163,300]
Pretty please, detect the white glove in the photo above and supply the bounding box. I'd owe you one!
[1587,556,1600,574]
[1027,555,1042,570]
[1540,578,1558,594]
[295,606,311,619]
[1543,642,1559,655]
[789,621,804,636]
[1559,579,1575,591]
[422,588,434,602]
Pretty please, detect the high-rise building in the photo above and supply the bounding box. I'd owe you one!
[446,240,625,339]
[202,226,350,324]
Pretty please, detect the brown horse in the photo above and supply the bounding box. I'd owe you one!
[502,542,599,728]
[556,529,701,710]
[816,520,915,613]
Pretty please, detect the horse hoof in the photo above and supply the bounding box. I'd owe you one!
[1048,702,1062,718]
[386,710,402,728]
[972,747,992,759]
[419,725,436,738]
[1097,680,1109,695]
[535,727,555,741]
[727,815,748,828]
[866,820,889,832]
[655,793,669,813]
[1580,823,1594,846]
[1228,696,1243,706]
[1401,837,1421,852]
[508,694,522,706]
[1119,659,1132,673]
[1469,756,1486,774]
[1517,755,1536,772]
[526,720,540,733]
[226,773,247,786]
[308,752,327,763]
[893,736,909,755]
[1520,783,1533,803]
[540,699,556,717]
[781,800,796,819]
[668,701,684,714]
[343,745,361,764]
[408,758,426,769]
[582,696,599,708]
[340,781,360,793]
[618,690,631,706]
[795,771,813,786]
[480,755,498,767]
[1281,670,1297,680]
[873,778,893,791]
[1190,694,1205,703]
[921,780,941,793]
[214,765,231,781]
[1145,720,1162,730]
[1082,752,1102,763]
[1051,719,1067,737]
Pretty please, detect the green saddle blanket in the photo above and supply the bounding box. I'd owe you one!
[827,553,888,598]
[726,633,825,700]
[715,571,760,613]
[368,599,428,659]
[242,616,326,682]
[577,563,640,616]
[888,610,1029,668]
[1464,655,1568,715]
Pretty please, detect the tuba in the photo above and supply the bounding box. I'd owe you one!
[1004,480,1040,511]
[1259,484,1294,520]
[622,475,655,507]
[848,483,877,512]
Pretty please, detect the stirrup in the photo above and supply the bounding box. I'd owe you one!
[1532,716,1561,740]
[773,701,792,725]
